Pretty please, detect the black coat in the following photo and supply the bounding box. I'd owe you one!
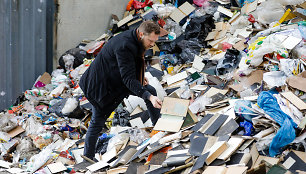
[79,29,152,104]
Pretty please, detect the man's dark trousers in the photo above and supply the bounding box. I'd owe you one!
[84,85,160,159]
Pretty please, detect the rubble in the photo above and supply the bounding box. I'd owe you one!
[1,0,306,173]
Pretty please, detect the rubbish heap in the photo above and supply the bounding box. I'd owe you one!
[0,0,306,173]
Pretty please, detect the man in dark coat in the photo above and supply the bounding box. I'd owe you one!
[79,21,162,160]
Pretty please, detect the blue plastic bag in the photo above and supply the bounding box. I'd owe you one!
[240,120,254,136]
[257,91,297,157]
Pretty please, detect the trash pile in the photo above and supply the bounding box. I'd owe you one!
[0,0,306,173]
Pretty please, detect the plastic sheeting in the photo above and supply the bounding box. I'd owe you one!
[257,90,297,157]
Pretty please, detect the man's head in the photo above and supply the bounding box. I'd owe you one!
[138,21,160,50]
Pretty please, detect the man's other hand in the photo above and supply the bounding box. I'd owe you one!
[149,95,162,109]
[144,77,149,86]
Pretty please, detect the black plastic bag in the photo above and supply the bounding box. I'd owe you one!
[112,107,130,127]
[216,49,241,75]
[59,48,90,71]
[48,98,85,119]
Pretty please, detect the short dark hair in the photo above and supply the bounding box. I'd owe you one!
[138,21,160,35]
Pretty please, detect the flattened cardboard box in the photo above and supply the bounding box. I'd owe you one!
[154,97,189,132]
[170,2,195,23]
[160,97,189,116]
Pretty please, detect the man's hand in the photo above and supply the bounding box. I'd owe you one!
[149,95,162,109]
[144,77,149,86]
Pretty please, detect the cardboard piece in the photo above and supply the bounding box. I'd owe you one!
[71,148,84,164]
[215,118,239,136]
[87,161,109,172]
[102,147,117,163]
[217,6,233,17]
[182,109,198,128]
[281,91,306,111]
[233,39,247,51]
[154,116,185,132]
[190,85,208,91]
[239,139,255,151]
[170,2,195,23]
[204,114,228,135]
[130,117,145,129]
[215,30,227,40]
[217,137,244,160]
[215,22,224,31]
[229,12,241,24]
[282,151,306,172]
[209,52,226,61]
[241,0,258,14]
[198,114,219,133]
[209,37,227,48]
[205,31,218,41]
[225,166,248,174]
[253,127,275,139]
[206,141,229,165]
[169,8,186,24]
[292,150,306,162]
[286,71,306,92]
[47,162,67,173]
[117,14,133,27]
[188,136,208,156]
[127,145,147,164]
[167,71,188,85]
[35,72,51,88]
[230,70,264,92]
[254,155,280,168]
[107,166,128,174]
[190,152,209,173]
[202,166,227,174]
[159,27,169,37]
[7,126,25,138]
[191,114,214,132]
[299,1,306,9]
[250,143,259,168]
[192,55,205,72]
[161,97,189,117]
[204,87,228,98]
